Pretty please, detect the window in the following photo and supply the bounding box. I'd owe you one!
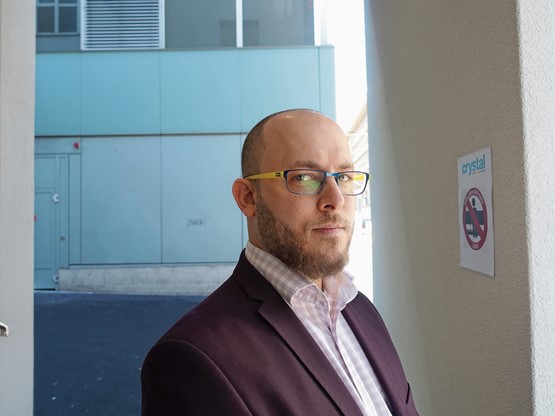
[165,0,236,49]
[38,0,320,50]
[165,0,317,50]
[242,0,314,47]
[37,0,79,35]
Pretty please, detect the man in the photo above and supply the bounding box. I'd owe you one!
[141,109,418,415]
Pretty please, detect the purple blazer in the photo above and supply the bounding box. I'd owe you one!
[141,252,418,415]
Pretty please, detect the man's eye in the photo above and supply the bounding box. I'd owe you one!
[293,173,314,182]
[337,173,352,182]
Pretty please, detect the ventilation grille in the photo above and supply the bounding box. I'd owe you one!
[82,0,163,50]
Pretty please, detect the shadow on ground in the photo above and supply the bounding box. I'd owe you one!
[35,292,203,416]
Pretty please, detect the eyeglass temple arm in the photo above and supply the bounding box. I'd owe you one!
[246,171,284,179]
[247,171,369,181]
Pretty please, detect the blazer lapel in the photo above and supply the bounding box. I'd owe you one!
[343,297,408,416]
[258,295,364,416]
[233,254,364,416]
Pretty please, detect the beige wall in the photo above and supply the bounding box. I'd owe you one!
[365,0,554,414]
[0,1,35,415]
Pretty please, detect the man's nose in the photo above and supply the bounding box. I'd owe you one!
[317,176,345,211]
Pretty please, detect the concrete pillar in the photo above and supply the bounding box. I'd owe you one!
[0,1,35,415]
[518,1,555,413]
[364,0,554,414]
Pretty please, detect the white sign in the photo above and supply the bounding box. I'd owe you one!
[457,147,494,276]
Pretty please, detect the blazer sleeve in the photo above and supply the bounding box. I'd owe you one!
[141,339,252,416]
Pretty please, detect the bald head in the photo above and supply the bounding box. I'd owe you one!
[241,109,344,178]
[233,109,356,283]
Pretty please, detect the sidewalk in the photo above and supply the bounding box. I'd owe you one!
[34,291,203,416]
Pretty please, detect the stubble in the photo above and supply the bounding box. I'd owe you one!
[255,196,353,281]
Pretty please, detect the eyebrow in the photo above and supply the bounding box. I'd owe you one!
[291,160,354,171]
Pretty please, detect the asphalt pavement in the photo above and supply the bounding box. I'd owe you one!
[34,291,204,416]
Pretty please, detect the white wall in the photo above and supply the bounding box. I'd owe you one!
[365,0,554,414]
[0,1,35,415]
[518,1,555,413]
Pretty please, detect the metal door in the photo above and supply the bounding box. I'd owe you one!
[34,155,69,289]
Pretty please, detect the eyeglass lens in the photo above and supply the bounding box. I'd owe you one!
[285,170,367,195]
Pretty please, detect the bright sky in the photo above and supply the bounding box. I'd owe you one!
[326,0,367,132]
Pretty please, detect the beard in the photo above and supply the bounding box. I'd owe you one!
[255,195,353,281]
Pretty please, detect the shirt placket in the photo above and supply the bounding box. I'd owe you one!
[327,297,352,378]
[336,318,386,415]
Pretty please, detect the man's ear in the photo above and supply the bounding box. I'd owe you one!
[232,178,257,218]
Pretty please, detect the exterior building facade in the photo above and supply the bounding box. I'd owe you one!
[35,0,336,292]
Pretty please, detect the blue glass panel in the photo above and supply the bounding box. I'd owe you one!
[318,46,337,120]
[161,50,241,134]
[239,48,321,130]
[69,154,81,265]
[162,135,242,263]
[35,54,81,136]
[81,52,161,135]
[81,137,162,264]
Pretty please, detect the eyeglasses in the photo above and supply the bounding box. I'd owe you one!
[246,169,370,196]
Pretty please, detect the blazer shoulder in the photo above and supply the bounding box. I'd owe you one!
[158,253,282,347]
[142,339,252,416]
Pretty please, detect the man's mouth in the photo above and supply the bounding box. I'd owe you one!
[312,224,345,234]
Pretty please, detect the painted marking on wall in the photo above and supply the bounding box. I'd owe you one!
[186,218,209,228]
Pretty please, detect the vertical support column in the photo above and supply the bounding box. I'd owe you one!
[0,1,36,415]
[518,1,555,413]
[313,0,329,46]
[236,0,243,48]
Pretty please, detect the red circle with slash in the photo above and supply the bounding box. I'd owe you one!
[462,188,488,250]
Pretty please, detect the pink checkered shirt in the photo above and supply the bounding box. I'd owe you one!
[245,242,392,416]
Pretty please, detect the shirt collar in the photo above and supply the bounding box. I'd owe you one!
[245,242,358,306]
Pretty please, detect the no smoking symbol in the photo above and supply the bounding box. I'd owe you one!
[462,188,488,250]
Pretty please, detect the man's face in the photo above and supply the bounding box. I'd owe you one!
[250,111,356,280]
